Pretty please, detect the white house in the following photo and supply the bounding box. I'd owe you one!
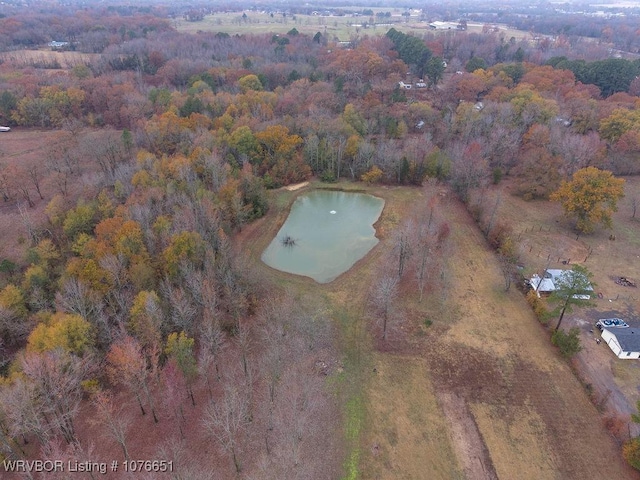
[48,41,69,50]
[528,269,593,298]
[600,327,640,359]
[429,21,458,30]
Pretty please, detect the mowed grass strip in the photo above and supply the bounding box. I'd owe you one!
[363,354,462,480]
[471,403,556,480]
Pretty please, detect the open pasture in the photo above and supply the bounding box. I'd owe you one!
[492,177,640,438]
[174,10,533,43]
[236,180,636,479]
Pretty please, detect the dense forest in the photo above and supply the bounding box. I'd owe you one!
[0,4,639,478]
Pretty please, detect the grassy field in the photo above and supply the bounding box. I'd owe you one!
[175,11,531,43]
[490,177,640,435]
[237,180,637,479]
[0,49,97,69]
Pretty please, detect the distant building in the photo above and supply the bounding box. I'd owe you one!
[48,41,69,50]
[429,21,458,30]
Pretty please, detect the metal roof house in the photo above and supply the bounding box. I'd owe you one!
[528,269,593,298]
[600,327,640,359]
[48,41,69,50]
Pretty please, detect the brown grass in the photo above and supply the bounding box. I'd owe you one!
[424,192,636,479]
[363,355,462,480]
[237,179,638,479]
[471,402,556,480]
[0,49,96,69]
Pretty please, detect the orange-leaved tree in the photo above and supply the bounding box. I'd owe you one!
[550,167,625,233]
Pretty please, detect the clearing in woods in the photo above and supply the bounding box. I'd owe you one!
[238,181,636,480]
[175,11,533,42]
[491,178,640,437]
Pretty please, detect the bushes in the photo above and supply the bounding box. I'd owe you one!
[551,327,582,358]
[526,290,550,324]
[623,437,640,471]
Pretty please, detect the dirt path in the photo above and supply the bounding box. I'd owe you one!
[438,392,497,480]
[571,313,640,436]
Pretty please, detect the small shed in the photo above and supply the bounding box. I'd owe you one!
[600,327,640,359]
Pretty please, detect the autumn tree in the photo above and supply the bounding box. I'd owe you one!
[360,165,383,184]
[62,201,97,242]
[599,108,640,143]
[550,167,625,233]
[254,125,309,187]
[0,284,32,345]
[165,331,198,406]
[128,290,163,351]
[106,335,159,423]
[623,437,640,471]
[26,312,95,356]
[162,231,205,278]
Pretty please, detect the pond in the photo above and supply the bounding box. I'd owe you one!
[261,190,385,283]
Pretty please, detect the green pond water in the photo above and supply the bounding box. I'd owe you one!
[261,190,385,283]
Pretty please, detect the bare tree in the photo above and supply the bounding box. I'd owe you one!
[371,275,399,341]
[21,350,93,444]
[156,437,213,480]
[414,221,435,303]
[91,391,131,460]
[0,305,33,346]
[82,131,128,179]
[56,277,101,322]
[198,318,226,397]
[483,192,502,238]
[27,162,44,200]
[236,321,253,381]
[40,439,98,480]
[17,201,38,244]
[0,376,51,448]
[160,360,187,439]
[203,384,250,474]
[393,225,412,279]
[167,286,197,335]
